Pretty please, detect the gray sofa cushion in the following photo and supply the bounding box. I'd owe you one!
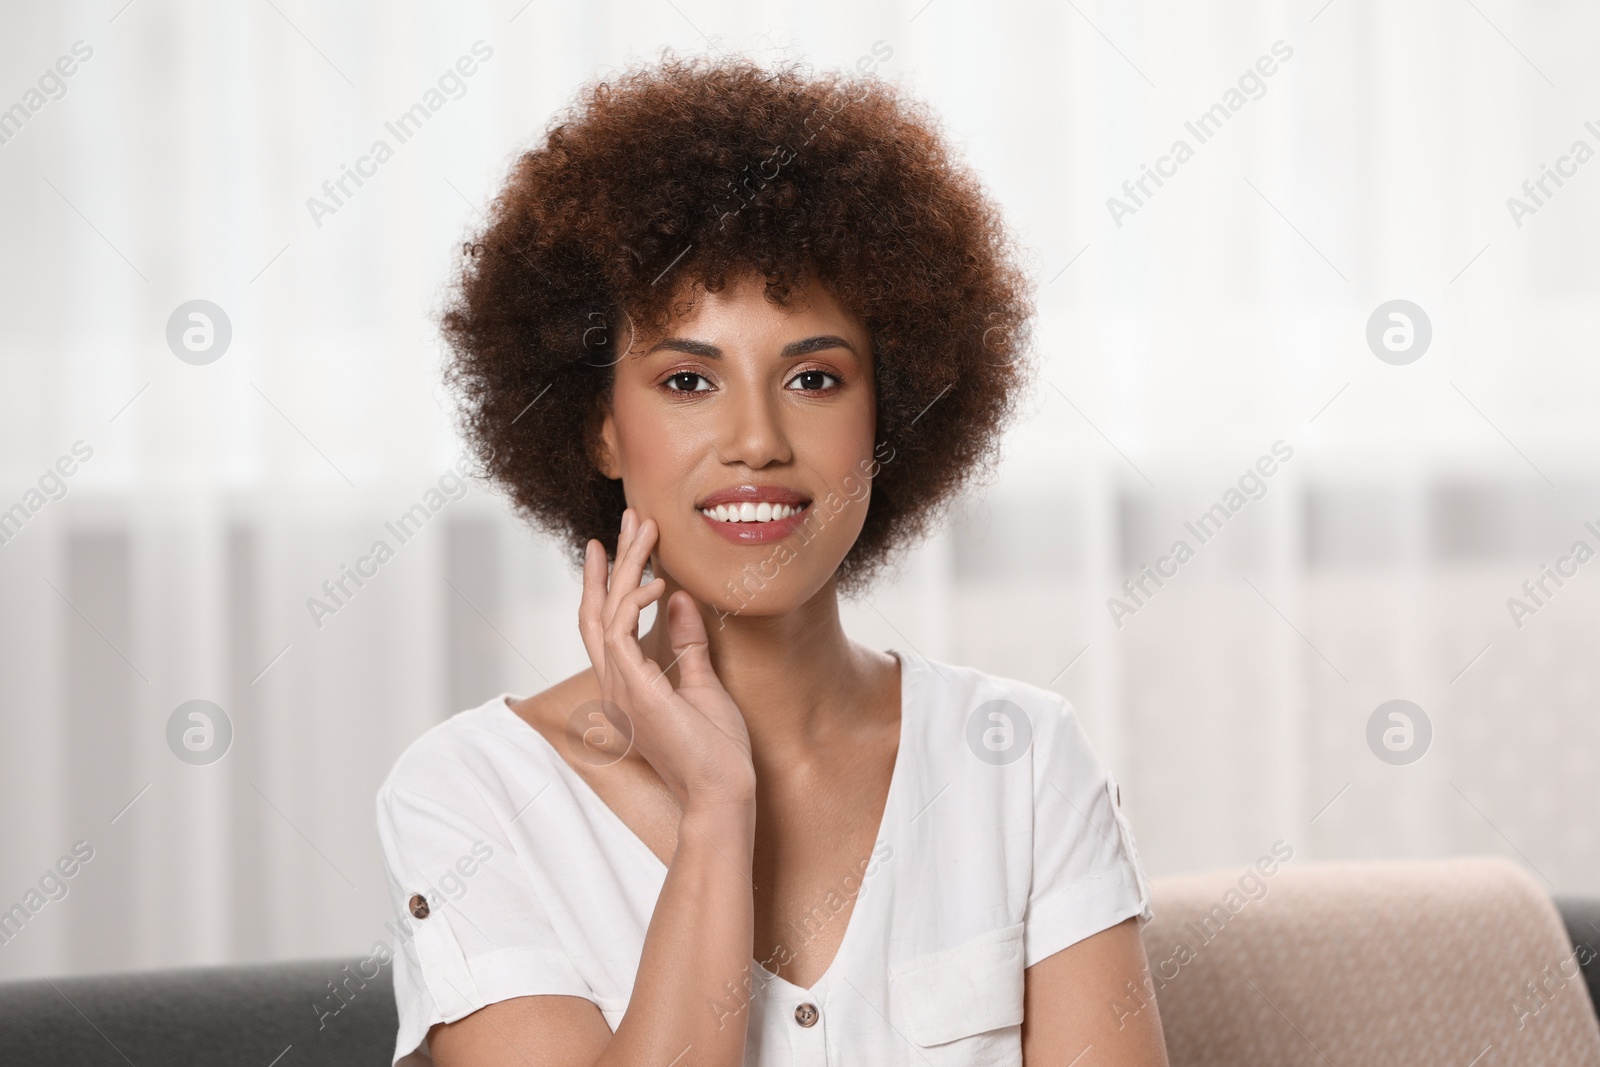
[0,957,397,1066]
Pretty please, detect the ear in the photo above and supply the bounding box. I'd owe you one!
[590,402,622,480]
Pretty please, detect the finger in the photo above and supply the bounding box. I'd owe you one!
[598,508,635,633]
[603,515,659,629]
[601,508,636,623]
[578,539,609,674]
[607,508,635,591]
[665,591,722,692]
[604,577,671,695]
[614,506,636,566]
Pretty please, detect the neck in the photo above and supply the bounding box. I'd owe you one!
[637,574,888,759]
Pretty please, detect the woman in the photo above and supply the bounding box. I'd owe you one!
[377,51,1169,1067]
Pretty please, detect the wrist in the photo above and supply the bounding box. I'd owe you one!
[679,797,756,847]
[683,766,757,815]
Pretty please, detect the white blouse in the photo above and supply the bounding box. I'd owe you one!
[376,646,1155,1066]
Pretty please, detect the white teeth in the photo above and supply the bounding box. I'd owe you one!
[699,502,807,523]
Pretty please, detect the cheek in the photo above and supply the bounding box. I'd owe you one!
[612,398,695,490]
[809,399,878,499]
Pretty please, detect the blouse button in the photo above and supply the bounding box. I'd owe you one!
[794,1002,819,1027]
[409,893,430,919]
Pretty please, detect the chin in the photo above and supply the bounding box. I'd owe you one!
[659,546,843,622]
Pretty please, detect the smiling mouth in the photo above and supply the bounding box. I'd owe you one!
[697,501,809,524]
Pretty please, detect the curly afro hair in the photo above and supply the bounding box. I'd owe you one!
[441,49,1036,596]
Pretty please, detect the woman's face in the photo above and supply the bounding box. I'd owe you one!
[595,269,878,617]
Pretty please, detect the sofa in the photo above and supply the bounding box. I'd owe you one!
[2,856,1597,1066]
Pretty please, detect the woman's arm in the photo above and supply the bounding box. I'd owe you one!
[427,800,756,1067]
[430,509,761,1066]
[1022,917,1170,1067]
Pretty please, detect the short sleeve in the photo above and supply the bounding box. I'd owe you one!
[376,773,594,1066]
[1023,695,1155,969]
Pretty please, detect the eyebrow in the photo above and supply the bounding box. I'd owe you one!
[644,335,857,360]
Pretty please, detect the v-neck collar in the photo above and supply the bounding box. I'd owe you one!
[497,646,919,998]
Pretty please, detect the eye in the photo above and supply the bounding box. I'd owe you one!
[786,369,841,392]
[661,371,712,394]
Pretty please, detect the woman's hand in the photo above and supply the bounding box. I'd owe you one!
[432,507,758,1067]
[578,507,756,816]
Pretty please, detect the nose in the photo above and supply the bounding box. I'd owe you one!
[719,380,792,470]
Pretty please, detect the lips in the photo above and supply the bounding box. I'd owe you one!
[693,484,814,545]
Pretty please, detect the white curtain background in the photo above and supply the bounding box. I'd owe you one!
[2,0,1597,981]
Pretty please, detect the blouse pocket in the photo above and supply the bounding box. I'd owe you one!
[887,921,1025,1065]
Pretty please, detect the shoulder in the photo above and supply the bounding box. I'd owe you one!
[376,692,538,809]
[906,649,1075,739]
[905,650,1105,796]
